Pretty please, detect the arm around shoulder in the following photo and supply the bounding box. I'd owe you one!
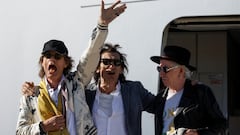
[16,96,41,135]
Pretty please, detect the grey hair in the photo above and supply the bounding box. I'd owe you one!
[183,66,193,79]
[170,62,193,79]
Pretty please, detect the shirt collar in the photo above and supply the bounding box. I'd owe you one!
[97,81,121,96]
[44,75,66,91]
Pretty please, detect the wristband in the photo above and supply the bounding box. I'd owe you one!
[39,121,46,135]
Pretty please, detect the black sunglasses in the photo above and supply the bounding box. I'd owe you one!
[100,58,122,66]
[157,65,179,73]
[43,52,63,60]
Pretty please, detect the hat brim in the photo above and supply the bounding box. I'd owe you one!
[150,56,196,71]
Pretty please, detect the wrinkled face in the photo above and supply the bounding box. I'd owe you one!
[42,51,67,80]
[97,52,123,84]
[159,59,180,87]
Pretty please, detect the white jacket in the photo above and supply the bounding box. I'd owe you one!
[16,24,108,135]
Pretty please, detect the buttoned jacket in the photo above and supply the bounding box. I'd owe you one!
[154,79,227,135]
[85,80,156,135]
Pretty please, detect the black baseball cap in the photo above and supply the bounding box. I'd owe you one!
[42,39,68,55]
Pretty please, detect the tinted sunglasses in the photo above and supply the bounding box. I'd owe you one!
[157,65,179,73]
[43,52,63,60]
[100,58,122,66]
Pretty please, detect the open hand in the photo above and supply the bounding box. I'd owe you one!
[99,0,127,25]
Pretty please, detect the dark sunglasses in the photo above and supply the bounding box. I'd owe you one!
[157,65,179,73]
[43,52,63,60]
[100,58,122,66]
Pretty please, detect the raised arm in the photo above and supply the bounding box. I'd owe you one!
[77,0,127,86]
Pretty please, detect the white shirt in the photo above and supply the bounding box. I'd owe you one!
[45,76,65,106]
[92,82,127,135]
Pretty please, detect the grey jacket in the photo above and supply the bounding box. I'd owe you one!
[16,24,108,135]
[85,80,156,135]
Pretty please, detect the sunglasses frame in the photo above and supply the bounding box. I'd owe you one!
[100,58,122,66]
[157,65,179,73]
[43,52,63,60]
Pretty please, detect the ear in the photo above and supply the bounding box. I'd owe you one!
[120,66,124,74]
[179,66,184,72]
[41,61,44,68]
[64,61,68,68]
[179,66,186,78]
[96,68,100,73]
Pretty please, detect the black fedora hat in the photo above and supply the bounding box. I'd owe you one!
[150,45,196,71]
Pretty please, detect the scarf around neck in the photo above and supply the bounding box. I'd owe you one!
[38,80,69,135]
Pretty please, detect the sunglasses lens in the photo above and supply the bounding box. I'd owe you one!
[44,52,51,59]
[101,59,122,66]
[43,52,62,60]
[113,60,122,66]
[54,53,62,60]
[157,66,161,72]
[101,59,111,65]
[163,67,168,73]
[156,66,169,73]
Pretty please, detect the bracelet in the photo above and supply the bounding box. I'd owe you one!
[39,121,46,135]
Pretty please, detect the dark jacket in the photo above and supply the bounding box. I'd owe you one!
[85,80,156,135]
[154,79,227,135]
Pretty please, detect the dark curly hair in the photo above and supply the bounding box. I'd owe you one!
[93,43,128,83]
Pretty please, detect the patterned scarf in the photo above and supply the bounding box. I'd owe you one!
[38,80,70,135]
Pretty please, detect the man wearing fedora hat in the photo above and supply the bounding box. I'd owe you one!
[16,1,127,135]
[151,45,227,135]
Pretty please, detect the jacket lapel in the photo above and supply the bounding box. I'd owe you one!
[85,85,97,113]
[176,80,195,117]
[120,83,129,117]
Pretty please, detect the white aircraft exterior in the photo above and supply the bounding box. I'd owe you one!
[1,0,239,134]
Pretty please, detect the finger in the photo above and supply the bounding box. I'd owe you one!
[119,3,127,8]
[185,129,191,133]
[56,114,64,118]
[58,117,66,124]
[22,85,32,95]
[55,115,66,129]
[22,84,35,96]
[101,0,105,12]
[56,115,65,122]
[114,3,126,15]
[119,3,127,11]
[25,81,34,87]
[110,0,121,9]
[58,122,66,128]
[185,129,197,134]
[24,82,35,90]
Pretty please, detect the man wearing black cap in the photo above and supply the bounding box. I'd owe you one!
[150,46,227,135]
[16,1,127,135]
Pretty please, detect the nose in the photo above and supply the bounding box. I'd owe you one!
[107,64,115,68]
[159,70,166,78]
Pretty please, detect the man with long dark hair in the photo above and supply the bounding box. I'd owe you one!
[16,1,127,135]
[85,43,156,135]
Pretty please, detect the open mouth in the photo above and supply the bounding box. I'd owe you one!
[48,64,57,74]
[106,71,115,75]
